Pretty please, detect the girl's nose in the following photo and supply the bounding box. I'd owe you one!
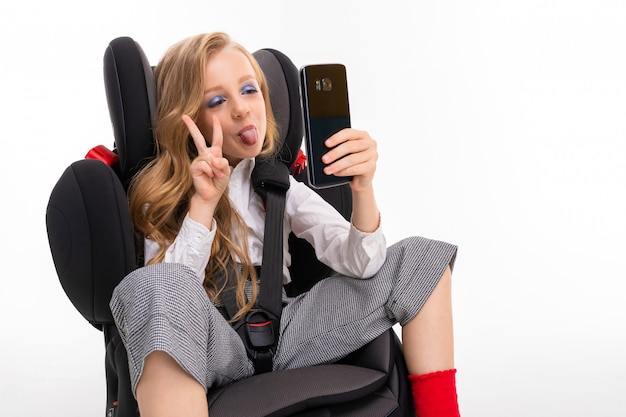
[232,97,250,118]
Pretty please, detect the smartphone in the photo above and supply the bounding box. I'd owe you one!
[300,63,352,189]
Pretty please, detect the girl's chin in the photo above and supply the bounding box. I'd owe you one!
[226,145,264,164]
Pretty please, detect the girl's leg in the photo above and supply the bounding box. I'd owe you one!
[402,266,460,417]
[275,237,457,370]
[136,351,208,417]
[110,263,254,415]
[274,236,460,415]
[401,266,455,375]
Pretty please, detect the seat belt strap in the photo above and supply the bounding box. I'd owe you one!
[215,159,289,375]
[250,186,286,374]
[258,187,286,320]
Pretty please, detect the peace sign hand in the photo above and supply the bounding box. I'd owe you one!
[183,115,231,226]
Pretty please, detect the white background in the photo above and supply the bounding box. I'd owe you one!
[1,1,625,416]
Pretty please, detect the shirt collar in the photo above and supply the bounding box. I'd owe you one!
[230,157,255,181]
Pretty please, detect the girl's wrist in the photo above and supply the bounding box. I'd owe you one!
[188,194,217,229]
[350,185,379,233]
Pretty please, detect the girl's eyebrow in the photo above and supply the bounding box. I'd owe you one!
[204,74,257,95]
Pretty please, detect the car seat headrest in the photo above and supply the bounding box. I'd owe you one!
[252,48,304,168]
[103,37,303,187]
[103,37,157,187]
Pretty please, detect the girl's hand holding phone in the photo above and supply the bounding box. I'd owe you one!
[322,128,378,192]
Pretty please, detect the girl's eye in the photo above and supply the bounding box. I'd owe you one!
[206,95,225,109]
[242,84,258,95]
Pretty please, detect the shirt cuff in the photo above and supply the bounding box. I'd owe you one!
[178,214,216,251]
[348,216,387,277]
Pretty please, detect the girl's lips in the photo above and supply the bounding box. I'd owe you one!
[238,126,257,146]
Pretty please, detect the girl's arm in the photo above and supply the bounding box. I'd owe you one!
[144,214,216,282]
[288,127,387,278]
[350,183,380,233]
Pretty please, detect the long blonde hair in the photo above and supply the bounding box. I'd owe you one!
[129,32,280,322]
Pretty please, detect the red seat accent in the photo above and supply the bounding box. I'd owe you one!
[85,145,119,167]
[290,149,307,176]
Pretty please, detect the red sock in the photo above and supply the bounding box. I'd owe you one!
[408,369,460,417]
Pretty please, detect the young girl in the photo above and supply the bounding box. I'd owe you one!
[110,32,460,417]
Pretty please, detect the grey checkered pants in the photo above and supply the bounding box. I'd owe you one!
[109,236,457,395]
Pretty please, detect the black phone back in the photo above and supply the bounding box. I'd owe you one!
[300,64,352,189]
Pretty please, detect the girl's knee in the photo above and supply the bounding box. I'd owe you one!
[111,263,208,328]
[119,263,203,299]
[388,236,429,257]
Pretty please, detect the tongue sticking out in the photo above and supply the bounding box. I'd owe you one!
[239,128,258,146]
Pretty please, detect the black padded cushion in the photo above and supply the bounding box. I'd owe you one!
[208,331,398,417]
[103,37,157,188]
[46,159,136,326]
[209,365,393,417]
[252,48,304,168]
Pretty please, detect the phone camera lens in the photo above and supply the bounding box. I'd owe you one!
[321,77,333,91]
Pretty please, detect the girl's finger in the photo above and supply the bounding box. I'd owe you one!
[210,116,224,153]
[182,115,209,154]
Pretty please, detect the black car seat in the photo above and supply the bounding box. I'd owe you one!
[46,36,415,417]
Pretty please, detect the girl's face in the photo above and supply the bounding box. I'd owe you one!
[197,47,267,166]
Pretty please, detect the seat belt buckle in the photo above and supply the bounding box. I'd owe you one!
[245,311,275,351]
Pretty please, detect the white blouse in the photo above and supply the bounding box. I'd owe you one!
[144,158,387,284]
